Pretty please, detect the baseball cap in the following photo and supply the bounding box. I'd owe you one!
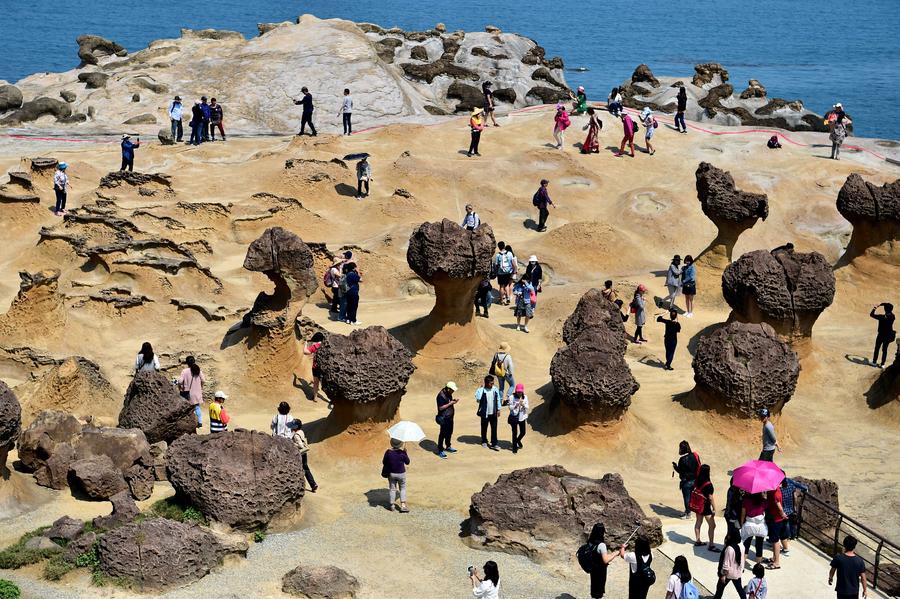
[214,391,228,400]
[758,408,770,417]
[445,381,458,392]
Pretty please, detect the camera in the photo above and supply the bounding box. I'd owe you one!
[467,565,475,575]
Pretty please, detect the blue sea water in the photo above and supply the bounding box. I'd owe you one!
[1,0,898,139]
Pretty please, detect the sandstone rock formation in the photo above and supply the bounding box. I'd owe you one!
[282,564,360,599]
[836,174,899,263]
[467,466,662,561]
[98,518,247,590]
[692,63,730,87]
[69,454,129,500]
[630,64,660,88]
[0,97,74,126]
[866,347,899,409]
[76,34,127,66]
[316,327,415,428]
[692,322,800,416]
[561,288,628,353]
[166,429,306,530]
[792,476,841,555]
[722,245,836,337]
[92,489,140,531]
[119,370,197,444]
[740,79,767,99]
[46,515,85,544]
[695,162,769,268]
[0,380,21,473]
[16,355,118,422]
[0,84,23,112]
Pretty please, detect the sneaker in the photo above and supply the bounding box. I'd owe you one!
[482,443,488,448]
[310,485,318,493]
[438,451,448,459]
[474,152,481,156]
[351,321,361,325]
[489,445,500,452]
[446,447,458,453]
[780,549,790,557]
[686,312,693,318]
[523,327,530,333]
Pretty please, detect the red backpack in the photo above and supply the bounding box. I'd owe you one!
[689,481,711,514]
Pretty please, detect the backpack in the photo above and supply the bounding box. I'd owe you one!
[689,481,710,514]
[576,543,601,573]
[323,269,334,287]
[653,118,659,129]
[631,120,639,133]
[636,558,656,586]
[680,580,699,599]
[490,353,506,378]
[338,274,350,294]
[532,190,542,207]
[497,253,513,275]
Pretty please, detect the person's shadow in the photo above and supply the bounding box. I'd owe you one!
[364,488,391,511]
[844,353,871,366]
[523,217,539,231]
[334,183,357,197]
[650,503,685,518]
[639,356,667,369]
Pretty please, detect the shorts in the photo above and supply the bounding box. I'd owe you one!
[514,304,534,318]
[497,273,512,286]
[682,282,696,296]
[645,126,655,140]
[767,519,789,543]
[312,366,322,379]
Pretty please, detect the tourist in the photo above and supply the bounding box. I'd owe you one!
[581,107,602,154]
[507,383,529,453]
[294,86,317,136]
[468,107,485,157]
[869,302,895,368]
[177,356,205,428]
[630,284,648,344]
[641,107,656,155]
[134,341,160,372]
[724,478,745,537]
[601,280,617,303]
[758,408,780,461]
[482,81,499,127]
[475,375,502,451]
[532,178,553,232]
[831,102,849,125]
[119,134,140,171]
[338,88,353,135]
[740,492,769,567]
[208,391,230,433]
[553,102,571,149]
[691,464,719,551]
[435,382,459,459]
[828,535,867,598]
[673,441,701,518]
[664,255,683,310]
[781,475,808,541]
[583,523,625,599]
[764,479,788,570]
[355,156,371,200]
[168,95,184,142]
[614,299,629,322]
[491,342,515,400]
[745,563,767,599]
[524,256,543,292]
[327,257,343,315]
[569,86,587,114]
[343,262,361,325]
[713,529,746,599]
[189,102,203,145]
[338,259,353,322]
[289,419,317,492]
[657,309,681,370]
[664,555,694,599]
[475,276,493,318]
[302,332,326,400]
[766,136,782,149]
[470,561,501,599]
[617,111,636,158]
[674,86,688,133]
[53,162,70,216]
[383,437,410,512]
[682,255,697,317]
[623,537,654,599]
[271,401,294,438]
[209,98,225,141]
[199,96,211,141]
[462,204,481,230]
[607,87,623,117]
[493,243,517,304]
[513,276,535,333]
[830,120,849,160]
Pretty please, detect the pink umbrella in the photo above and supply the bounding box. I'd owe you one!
[732,460,784,494]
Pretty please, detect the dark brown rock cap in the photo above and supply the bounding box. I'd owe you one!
[119,370,197,444]
[282,564,360,598]
[406,219,496,280]
[561,288,628,351]
[696,162,768,224]
[836,174,900,223]
[244,226,318,300]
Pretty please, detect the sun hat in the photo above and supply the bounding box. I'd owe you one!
[214,390,228,400]
[445,381,458,392]
[637,284,647,292]
[514,383,525,393]
[122,134,130,139]
[528,255,538,263]
[758,408,770,418]
[577,86,585,92]
[174,95,182,101]
[58,162,68,170]
[471,107,483,115]
[834,102,843,109]
[390,438,403,449]
[498,342,511,352]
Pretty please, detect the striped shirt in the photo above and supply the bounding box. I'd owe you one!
[209,401,229,432]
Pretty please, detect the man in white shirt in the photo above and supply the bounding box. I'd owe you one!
[168,95,184,142]
[338,88,353,135]
[461,204,481,230]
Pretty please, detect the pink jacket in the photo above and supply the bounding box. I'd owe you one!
[622,114,634,137]
[554,110,571,130]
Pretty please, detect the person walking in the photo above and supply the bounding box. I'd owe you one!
[475,375,502,451]
[740,492,769,567]
[657,309,682,370]
[177,356,205,428]
[781,475,807,541]
[338,88,353,135]
[120,134,140,171]
[208,391,230,433]
[53,162,70,216]
[870,302,895,368]
[674,86,688,133]
[382,438,410,512]
[490,342,515,400]
[289,419,318,492]
[482,81,499,127]
[682,255,696,317]
[470,561,501,599]
[691,464,719,552]
[271,401,294,438]
[134,341,160,372]
[199,96,211,141]
[601,280,618,303]
[745,564,768,599]
[355,156,371,199]
[513,276,535,333]
[617,111,637,157]
[327,257,343,315]
[664,555,695,599]
[475,276,493,318]
[435,381,459,459]
[343,262,361,325]
[623,537,654,599]
[168,96,184,142]
[830,121,848,160]
[630,284,648,344]
[607,87,623,117]
[664,255,683,309]
[524,256,543,292]
[302,332,326,400]
[493,243,517,304]
[553,102,571,149]
[462,204,481,230]
[641,107,657,155]
[294,87,317,136]
[507,383,529,453]
[468,107,485,157]
[209,98,225,141]
[758,408,780,461]
[764,481,789,570]
[673,441,701,518]
[581,107,602,153]
[532,179,554,232]
[713,529,746,599]
[582,523,625,599]
[829,535,868,599]
[189,101,203,145]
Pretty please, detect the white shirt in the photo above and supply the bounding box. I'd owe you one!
[461,212,481,229]
[666,573,683,598]
[169,102,183,120]
[341,96,353,113]
[271,413,294,438]
[624,551,650,574]
[508,394,529,421]
[473,580,500,599]
[135,353,160,372]
[53,170,68,189]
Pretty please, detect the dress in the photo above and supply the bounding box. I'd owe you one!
[582,115,601,153]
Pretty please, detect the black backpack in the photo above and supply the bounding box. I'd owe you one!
[636,557,656,586]
[632,120,639,133]
[576,543,601,573]
[532,190,542,207]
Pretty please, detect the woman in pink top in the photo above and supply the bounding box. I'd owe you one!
[617,112,636,157]
[177,355,206,428]
[553,103,570,149]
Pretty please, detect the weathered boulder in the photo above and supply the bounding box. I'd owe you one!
[62,531,97,563]
[148,440,168,480]
[793,476,840,553]
[836,174,900,260]
[69,454,129,500]
[722,246,836,338]
[693,63,730,87]
[166,429,305,530]
[77,72,110,89]
[0,84,24,112]
[98,518,247,590]
[92,489,140,531]
[17,410,83,488]
[46,516,85,544]
[119,370,197,444]
[0,380,21,472]
[282,564,360,599]
[0,97,73,125]
[99,170,172,188]
[122,113,157,125]
[446,81,516,112]
[692,322,800,416]
[740,79,767,99]
[526,86,570,104]
[157,127,175,145]
[77,34,127,66]
[467,466,662,562]
[316,327,415,426]
[631,64,660,88]
[561,289,628,352]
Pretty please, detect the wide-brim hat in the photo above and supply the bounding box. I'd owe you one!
[498,342,511,352]
[471,107,483,115]
[528,255,538,263]
[214,391,228,400]
[122,134,130,139]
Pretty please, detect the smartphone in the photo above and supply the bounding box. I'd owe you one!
[467,565,475,576]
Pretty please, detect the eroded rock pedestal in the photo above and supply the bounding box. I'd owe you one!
[836,174,899,265]
[119,370,197,444]
[0,380,21,474]
[282,564,360,599]
[561,288,628,352]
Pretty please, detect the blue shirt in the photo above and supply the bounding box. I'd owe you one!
[346,270,360,294]
[475,386,501,416]
[682,263,696,284]
[781,478,807,516]
[200,103,211,119]
[121,140,138,159]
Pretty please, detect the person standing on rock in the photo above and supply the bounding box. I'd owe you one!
[828,535,868,599]
[513,276,535,333]
[189,101,203,146]
[177,356,205,428]
[168,95,184,143]
[630,284,648,344]
[869,303,895,368]
[294,87,317,136]
[435,381,459,459]
[482,81,499,127]
[343,262,362,325]
[673,440,701,518]
[355,156,372,200]
[475,276,493,318]
[289,419,318,492]
[616,111,637,158]
[663,255,683,310]
[199,96,212,141]
[533,179,554,232]
[581,107,602,154]
[468,107,485,157]
[553,102,571,149]
[461,204,481,230]
[682,255,696,317]
[209,98,225,141]
[623,537,654,599]
[119,134,140,172]
[53,162,70,216]
[641,107,657,155]
[691,464,719,552]
[302,332,326,401]
[134,341,160,372]
[657,309,681,370]
[383,438,410,512]
[475,375,502,451]
[675,86,688,134]
[758,408,780,461]
[208,391,230,433]
[581,522,625,599]
[601,280,617,303]
[829,120,848,160]
[271,401,294,438]
[470,560,501,599]
[506,383,529,453]
[490,343,515,400]
[338,88,353,135]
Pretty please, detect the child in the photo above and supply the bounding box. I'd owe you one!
[475,276,493,318]
[271,401,293,438]
[289,419,318,492]
[767,135,782,149]
[208,391,230,433]
[745,563,767,598]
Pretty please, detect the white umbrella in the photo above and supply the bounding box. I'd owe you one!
[387,421,426,443]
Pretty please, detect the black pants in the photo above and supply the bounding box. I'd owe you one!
[743,535,764,560]
[480,414,497,446]
[664,337,677,368]
[468,130,481,155]
[54,188,66,212]
[300,112,317,135]
[628,572,651,599]
[345,292,359,323]
[120,157,134,171]
[330,288,340,313]
[437,416,454,451]
[674,111,686,131]
[874,334,892,365]
[510,420,525,452]
[538,206,549,229]
[189,124,202,145]
[342,112,352,135]
[759,449,775,462]
[201,118,210,140]
[635,325,643,341]
[210,122,225,140]
[357,179,369,196]
[713,577,746,599]
[301,453,317,489]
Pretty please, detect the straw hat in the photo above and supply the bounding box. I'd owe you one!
[471,107,483,116]
[498,342,511,352]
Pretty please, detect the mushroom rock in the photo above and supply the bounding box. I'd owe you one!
[740,79,767,99]
[0,380,21,474]
[693,62,730,87]
[76,34,127,66]
[119,370,198,444]
[630,64,660,88]
[695,162,769,269]
[282,564,360,599]
[835,174,900,265]
[466,466,663,561]
[0,84,24,112]
[722,246,836,338]
[691,322,800,416]
[166,429,305,530]
[404,219,495,350]
[561,288,628,353]
[316,327,416,429]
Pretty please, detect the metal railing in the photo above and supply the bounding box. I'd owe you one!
[796,491,900,595]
